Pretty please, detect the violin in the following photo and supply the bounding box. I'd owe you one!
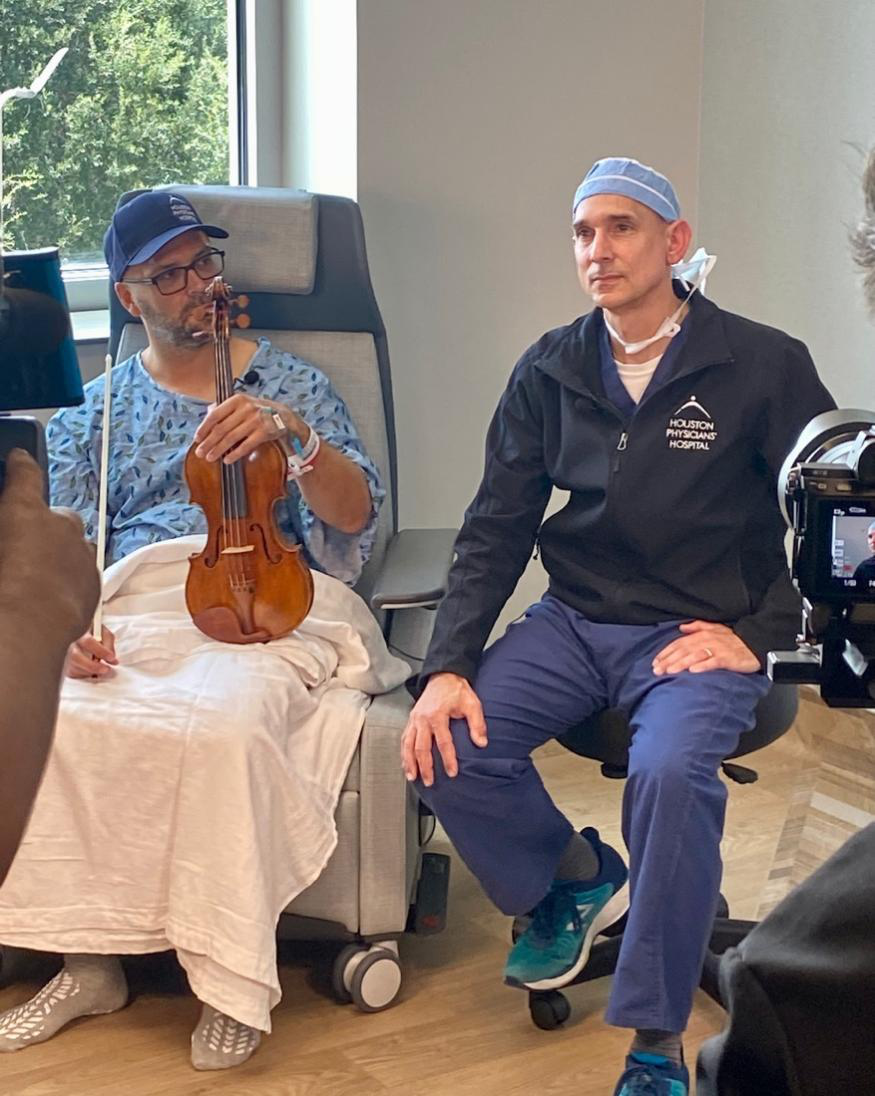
[184,277,314,643]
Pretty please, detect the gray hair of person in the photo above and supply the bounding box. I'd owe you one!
[850,146,875,316]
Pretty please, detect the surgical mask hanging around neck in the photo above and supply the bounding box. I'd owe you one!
[604,247,717,356]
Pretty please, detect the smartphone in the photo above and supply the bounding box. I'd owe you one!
[0,416,49,500]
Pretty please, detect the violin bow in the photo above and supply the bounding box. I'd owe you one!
[92,351,113,639]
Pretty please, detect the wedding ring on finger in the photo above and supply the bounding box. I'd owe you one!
[703,646,715,659]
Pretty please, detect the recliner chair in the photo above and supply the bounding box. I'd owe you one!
[107,184,456,1012]
[516,684,799,1030]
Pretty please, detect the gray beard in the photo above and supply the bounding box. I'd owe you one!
[139,301,209,350]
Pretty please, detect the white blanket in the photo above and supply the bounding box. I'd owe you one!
[0,536,408,1030]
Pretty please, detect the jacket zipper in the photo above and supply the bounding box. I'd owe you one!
[613,430,628,472]
[608,357,721,473]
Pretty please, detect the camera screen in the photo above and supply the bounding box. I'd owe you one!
[830,505,875,593]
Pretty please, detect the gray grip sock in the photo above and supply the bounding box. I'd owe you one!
[555,829,600,881]
[0,954,127,1052]
[190,1004,262,1071]
[631,1029,683,1066]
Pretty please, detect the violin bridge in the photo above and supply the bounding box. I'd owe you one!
[220,545,255,555]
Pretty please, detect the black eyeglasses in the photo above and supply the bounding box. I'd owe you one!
[123,249,225,296]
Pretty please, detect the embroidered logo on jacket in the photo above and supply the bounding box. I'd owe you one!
[666,396,717,451]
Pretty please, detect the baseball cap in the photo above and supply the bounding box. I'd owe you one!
[103,190,229,282]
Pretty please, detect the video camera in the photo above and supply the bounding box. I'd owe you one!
[0,247,84,496]
[768,410,875,706]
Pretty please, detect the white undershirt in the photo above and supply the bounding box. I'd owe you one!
[614,353,663,404]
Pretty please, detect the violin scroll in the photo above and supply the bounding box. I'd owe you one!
[205,277,250,331]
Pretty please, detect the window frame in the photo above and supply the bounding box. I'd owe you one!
[61,0,254,334]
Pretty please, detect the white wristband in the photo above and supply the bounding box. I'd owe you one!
[285,426,321,480]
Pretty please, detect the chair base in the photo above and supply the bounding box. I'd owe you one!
[523,896,756,1029]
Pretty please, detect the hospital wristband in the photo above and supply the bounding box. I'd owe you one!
[269,413,321,480]
[286,426,321,479]
[293,426,320,464]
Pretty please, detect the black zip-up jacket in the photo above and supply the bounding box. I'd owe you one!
[421,288,836,685]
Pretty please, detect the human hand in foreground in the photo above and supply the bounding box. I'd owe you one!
[0,449,100,647]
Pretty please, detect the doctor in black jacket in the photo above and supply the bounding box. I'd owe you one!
[401,157,835,1096]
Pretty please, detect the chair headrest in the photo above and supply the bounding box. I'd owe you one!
[143,185,318,295]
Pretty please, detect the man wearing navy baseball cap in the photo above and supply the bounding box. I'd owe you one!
[103,190,229,284]
[402,157,836,1095]
[0,189,391,1070]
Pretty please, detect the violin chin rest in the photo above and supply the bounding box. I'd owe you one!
[190,605,273,645]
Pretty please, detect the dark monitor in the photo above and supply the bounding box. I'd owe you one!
[0,247,84,411]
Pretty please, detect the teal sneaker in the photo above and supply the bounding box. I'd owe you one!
[503,827,629,991]
[613,1052,689,1095]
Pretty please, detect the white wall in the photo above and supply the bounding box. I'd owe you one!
[357,0,705,629]
[698,0,875,408]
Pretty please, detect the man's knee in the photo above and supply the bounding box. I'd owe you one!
[413,716,475,805]
[626,731,724,800]
[415,715,533,810]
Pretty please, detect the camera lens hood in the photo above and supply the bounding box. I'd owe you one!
[779,409,875,525]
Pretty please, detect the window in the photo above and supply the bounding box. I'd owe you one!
[0,0,233,277]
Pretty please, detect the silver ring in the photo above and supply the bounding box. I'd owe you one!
[703,646,714,659]
[258,405,286,437]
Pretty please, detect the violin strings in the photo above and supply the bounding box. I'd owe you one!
[228,314,248,586]
[209,279,255,606]
[221,330,244,566]
[214,300,243,584]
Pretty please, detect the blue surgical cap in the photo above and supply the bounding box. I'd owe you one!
[572,157,680,222]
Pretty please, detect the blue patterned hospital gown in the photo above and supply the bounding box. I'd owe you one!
[47,338,384,585]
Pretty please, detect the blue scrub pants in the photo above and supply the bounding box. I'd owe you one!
[416,595,770,1033]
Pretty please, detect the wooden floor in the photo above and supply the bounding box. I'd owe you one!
[0,693,865,1095]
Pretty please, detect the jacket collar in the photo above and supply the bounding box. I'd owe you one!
[534,281,735,401]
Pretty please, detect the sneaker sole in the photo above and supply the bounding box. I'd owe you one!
[509,879,631,992]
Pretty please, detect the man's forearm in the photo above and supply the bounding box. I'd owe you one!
[0,610,69,885]
[298,446,372,534]
[420,517,540,688]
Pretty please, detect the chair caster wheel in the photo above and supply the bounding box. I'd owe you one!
[529,989,570,1030]
[332,943,402,1012]
[349,948,402,1012]
[331,944,364,1003]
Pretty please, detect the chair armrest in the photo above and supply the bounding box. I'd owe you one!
[369,528,457,611]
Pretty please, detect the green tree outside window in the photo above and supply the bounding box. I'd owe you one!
[0,0,230,263]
